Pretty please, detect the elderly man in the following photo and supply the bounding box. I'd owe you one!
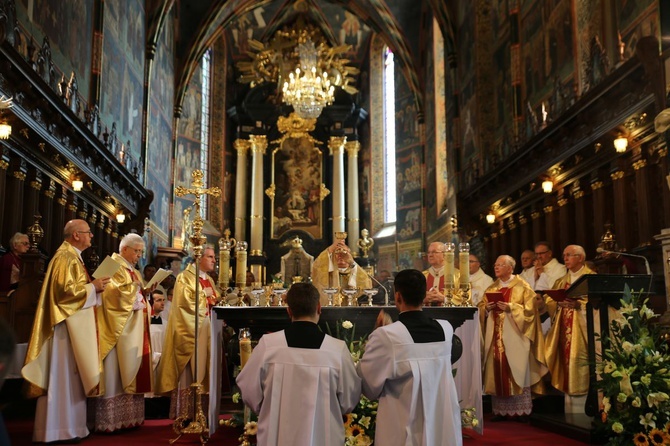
[156,246,218,418]
[518,249,535,285]
[479,255,546,421]
[544,244,595,413]
[357,269,462,445]
[423,242,460,306]
[0,232,30,293]
[90,233,153,432]
[22,219,110,442]
[469,254,493,305]
[528,241,566,291]
[311,239,370,306]
[237,283,361,445]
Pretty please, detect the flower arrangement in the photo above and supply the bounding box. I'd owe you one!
[595,285,670,446]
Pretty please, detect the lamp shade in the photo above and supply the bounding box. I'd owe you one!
[0,123,11,139]
[72,180,83,192]
[613,136,628,153]
[542,180,553,193]
[486,212,495,224]
[116,213,126,224]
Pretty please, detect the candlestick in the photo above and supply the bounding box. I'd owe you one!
[236,241,248,287]
[395,240,400,270]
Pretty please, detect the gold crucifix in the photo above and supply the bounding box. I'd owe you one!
[175,170,221,258]
[171,169,221,445]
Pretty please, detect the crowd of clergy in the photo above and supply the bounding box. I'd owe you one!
[15,216,596,444]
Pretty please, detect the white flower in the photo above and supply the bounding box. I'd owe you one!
[232,392,241,404]
[632,397,641,408]
[647,392,669,408]
[617,392,628,403]
[603,361,616,374]
[245,421,258,436]
[622,341,635,355]
[342,320,353,329]
[359,416,371,428]
[641,374,652,386]
[640,306,656,320]
[612,422,624,433]
[639,412,656,429]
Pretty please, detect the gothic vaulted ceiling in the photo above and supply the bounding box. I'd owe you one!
[167,0,457,117]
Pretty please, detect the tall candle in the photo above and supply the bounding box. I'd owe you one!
[444,251,455,286]
[459,242,470,286]
[239,328,251,369]
[395,241,400,269]
[236,241,248,287]
[220,250,230,287]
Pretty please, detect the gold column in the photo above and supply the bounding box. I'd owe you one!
[345,141,361,254]
[249,135,267,255]
[233,139,251,242]
[329,136,347,234]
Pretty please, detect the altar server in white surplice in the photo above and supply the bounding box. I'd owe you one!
[236,282,361,446]
[357,269,462,446]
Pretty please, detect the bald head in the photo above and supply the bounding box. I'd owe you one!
[64,219,93,251]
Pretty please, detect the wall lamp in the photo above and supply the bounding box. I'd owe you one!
[542,179,553,193]
[613,135,628,153]
[72,179,83,192]
[116,212,126,224]
[486,212,496,224]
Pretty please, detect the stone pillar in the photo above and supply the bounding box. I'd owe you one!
[233,139,251,242]
[329,136,347,235]
[249,135,267,255]
[345,140,361,254]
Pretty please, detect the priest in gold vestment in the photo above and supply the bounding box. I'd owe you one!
[22,219,110,443]
[311,239,370,305]
[156,246,218,418]
[479,255,547,420]
[89,233,153,432]
[544,245,595,412]
[422,242,460,305]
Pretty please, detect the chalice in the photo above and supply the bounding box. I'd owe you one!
[341,287,358,307]
[250,288,264,307]
[323,287,339,307]
[274,288,287,306]
[362,288,378,307]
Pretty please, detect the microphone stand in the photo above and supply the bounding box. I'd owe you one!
[598,248,653,294]
[356,263,390,306]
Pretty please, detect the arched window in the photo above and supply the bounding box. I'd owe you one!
[383,47,396,224]
[200,49,212,215]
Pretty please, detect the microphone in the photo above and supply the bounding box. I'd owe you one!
[596,248,651,275]
[354,263,391,306]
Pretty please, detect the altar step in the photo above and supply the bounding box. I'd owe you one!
[530,395,607,444]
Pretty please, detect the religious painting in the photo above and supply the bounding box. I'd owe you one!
[270,135,323,240]
[16,0,94,100]
[397,206,420,241]
[99,0,145,160]
[520,0,547,106]
[395,77,420,146]
[396,145,422,208]
[146,107,173,189]
[226,6,272,59]
[178,64,203,140]
[145,175,170,236]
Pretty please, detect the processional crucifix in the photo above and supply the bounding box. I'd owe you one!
[171,170,221,445]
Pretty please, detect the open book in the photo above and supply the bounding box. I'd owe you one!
[145,268,172,289]
[544,288,568,302]
[485,291,507,304]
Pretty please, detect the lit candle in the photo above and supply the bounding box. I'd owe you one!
[444,242,455,286]
[239,328,251,369]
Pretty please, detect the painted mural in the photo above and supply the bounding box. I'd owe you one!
[99,0,145,161]
[16,0,94,101]
[173,62,204,241]
[145,9,175,241]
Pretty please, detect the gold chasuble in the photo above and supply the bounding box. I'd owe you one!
[479,276,546,397]
[96,253,153,394]
[156,264,215,394]
[22,241,101,398]
[311,250,371,306]
[543,266,595,395]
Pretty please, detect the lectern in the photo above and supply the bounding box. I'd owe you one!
[569,274,652,417]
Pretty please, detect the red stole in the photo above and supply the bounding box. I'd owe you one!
[199,277,217,314]
[425,273,445,293]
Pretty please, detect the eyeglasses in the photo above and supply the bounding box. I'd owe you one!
[563,253,580,258]
[77,230,93,235]
[427,251,444,254]
[19,241,30,246]
[468,260,479,263]
[534,250,549,256]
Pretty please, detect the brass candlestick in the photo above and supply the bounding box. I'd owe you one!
[171,170,221,445]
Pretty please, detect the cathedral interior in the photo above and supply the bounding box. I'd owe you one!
[0,0,668,331]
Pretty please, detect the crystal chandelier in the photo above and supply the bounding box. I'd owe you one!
[281,39,334,119]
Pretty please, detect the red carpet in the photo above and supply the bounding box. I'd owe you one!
[6,416,591,445]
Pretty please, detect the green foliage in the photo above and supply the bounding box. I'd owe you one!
[594,285,670,445]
